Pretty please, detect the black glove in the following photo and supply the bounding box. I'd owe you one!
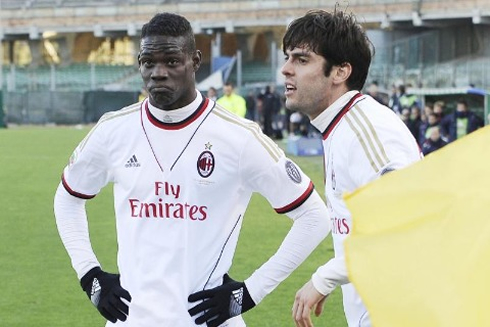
[188,274,256,327]
[80,267,132,323]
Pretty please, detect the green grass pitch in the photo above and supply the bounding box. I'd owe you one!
[0,125,347,326]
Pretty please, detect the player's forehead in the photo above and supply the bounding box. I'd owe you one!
[285,45,316,57]
[139,35,188,56]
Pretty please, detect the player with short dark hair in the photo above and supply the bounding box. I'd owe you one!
[54,12,331,327]
[282,9,422,327]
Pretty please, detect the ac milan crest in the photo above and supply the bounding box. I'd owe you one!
[197,151,215,178]
[285,161,302,184]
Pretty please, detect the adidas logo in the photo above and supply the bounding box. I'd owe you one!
[232,288,243,306]
[125,155,141,168]
[90,277,102,306]
[229,287,243,316]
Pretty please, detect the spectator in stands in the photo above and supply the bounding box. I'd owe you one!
[400,107,411,127]
[419,112,441,145]
[388,83,402,114]
[433,100,445,120]
[259,84,282,138]
[366,81,386,105]
[422,102,434,124]
[207,86,218,101]
[408,104,423,142]
[245,90,257,121]
[398,84,419,110]
[439,98,484,143]
[216,82,247,117]
[422,125,448,155]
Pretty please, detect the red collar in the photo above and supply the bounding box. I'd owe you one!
[144,97,210,130]
[322,93,363,140]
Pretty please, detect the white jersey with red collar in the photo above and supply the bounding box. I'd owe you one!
[60,93,325,326]
[310,91,422,326]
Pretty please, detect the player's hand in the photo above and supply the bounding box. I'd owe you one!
[292,280,329,327]
[80,267,132,323]
[188,274,256,327]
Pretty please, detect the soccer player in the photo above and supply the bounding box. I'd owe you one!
[54,12,331,327]
[281,9,422,327]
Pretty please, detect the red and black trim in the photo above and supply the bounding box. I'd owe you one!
[61,174,96,199]
[322,92,364,140]
[145,97,210,130]
[275,181,314,214]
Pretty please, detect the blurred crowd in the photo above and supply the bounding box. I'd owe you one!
[367,81,485,156]
[208,82,485,157]
[208,83,318,141]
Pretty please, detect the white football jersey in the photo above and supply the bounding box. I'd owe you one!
[62,94,316,326]
[311,91,422,327]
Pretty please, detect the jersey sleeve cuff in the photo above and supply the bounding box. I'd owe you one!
[62,174,96,199]
[274,181,314,214]
[311,271,337,296]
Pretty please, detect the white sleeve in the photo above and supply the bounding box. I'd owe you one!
[311,256,349,296]
[54,183,100,279]
[244,190,330,304]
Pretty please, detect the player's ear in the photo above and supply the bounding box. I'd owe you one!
[333,62,352,85]
[192,50,202,72]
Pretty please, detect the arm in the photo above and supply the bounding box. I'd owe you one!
[188,190,330,327]
[292,256,348,327]
[54,183,131,323]
[54,183,100,278]
[245,191,330,303]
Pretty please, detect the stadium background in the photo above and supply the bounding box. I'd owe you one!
[0,0,489,124]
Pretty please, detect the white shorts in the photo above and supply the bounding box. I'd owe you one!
[341,283,371,327]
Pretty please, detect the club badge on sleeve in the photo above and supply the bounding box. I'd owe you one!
[285,161,302,184]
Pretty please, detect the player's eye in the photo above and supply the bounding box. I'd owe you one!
[167,58,180,66]
[140,59,154,68]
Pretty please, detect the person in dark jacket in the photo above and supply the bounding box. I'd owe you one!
[422,125,448,155]
[439,99,484,143]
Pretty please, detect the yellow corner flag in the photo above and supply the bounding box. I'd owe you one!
[344,125,490,327]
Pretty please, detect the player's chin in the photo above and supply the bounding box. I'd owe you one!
[150,91,175,107]
[285,98,299,111]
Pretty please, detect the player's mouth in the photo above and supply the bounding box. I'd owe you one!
[150,85,173,93]
[284,83,296,96]
[149,86,175,104]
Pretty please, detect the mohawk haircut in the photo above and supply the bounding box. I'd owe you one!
[141,12,196,54]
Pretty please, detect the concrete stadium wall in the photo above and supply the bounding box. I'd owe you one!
[4,90,139,124]
[2,0,490,37]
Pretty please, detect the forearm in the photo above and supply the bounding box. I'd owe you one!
[54,183,100,279]
[311,256,349,296]
[244,192,330,304]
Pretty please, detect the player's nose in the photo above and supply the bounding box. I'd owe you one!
[281,60,293,77]
[151,63,169,79]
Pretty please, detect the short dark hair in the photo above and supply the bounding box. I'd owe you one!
[141,12,196,54]
[457,98,468,106]
[282,9,373,91]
